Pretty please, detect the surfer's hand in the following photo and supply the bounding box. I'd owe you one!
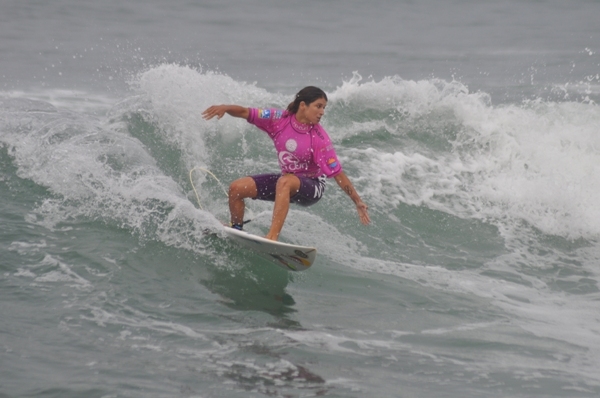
[356,201,371,225]
[202,105,227,120]
[202,105,249,120]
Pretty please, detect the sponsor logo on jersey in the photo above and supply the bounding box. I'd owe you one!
[279,151,308,172]
[258,109,271,119]
[285,139,298,152]
[327,157,338,169]
[274,110,283,119]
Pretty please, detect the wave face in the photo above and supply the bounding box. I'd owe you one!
[2,65,600,397]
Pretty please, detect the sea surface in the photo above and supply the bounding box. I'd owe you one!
[2,1,600,397]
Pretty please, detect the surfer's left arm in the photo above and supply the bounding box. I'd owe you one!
[334,172,371,225]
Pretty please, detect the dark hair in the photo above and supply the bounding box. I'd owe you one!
[286,86,328,114]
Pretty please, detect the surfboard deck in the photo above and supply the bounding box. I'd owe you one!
[223,227,317,271]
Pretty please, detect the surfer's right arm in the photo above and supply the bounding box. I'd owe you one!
[202,105,249,120]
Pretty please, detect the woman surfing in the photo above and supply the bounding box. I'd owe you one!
[202,86,370,241]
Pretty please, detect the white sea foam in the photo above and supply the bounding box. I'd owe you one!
[331,75,600,240]
[3,66,599,261]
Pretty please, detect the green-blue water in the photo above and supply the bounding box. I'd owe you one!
[2,1,600,397]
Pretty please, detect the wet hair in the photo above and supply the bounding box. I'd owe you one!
[286,86,328,114]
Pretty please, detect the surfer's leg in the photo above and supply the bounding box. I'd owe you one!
[265,174,301,241]
[228,177,257,228]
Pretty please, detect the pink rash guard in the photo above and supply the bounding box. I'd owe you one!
[246,108,343,178]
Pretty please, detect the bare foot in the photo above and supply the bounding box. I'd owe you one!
[264,233,278,241]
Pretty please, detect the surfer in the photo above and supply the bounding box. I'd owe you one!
[202,86,370,241]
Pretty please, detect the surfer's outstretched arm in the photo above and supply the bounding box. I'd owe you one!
[202,105,249,120]
[334,172,371,225]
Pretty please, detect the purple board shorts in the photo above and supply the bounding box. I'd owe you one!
[250,173,326,207]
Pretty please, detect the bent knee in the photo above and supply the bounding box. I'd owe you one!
[229,177,257,198]
[276,174,300,194]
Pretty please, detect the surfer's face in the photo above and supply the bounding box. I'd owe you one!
[298,98,327,125]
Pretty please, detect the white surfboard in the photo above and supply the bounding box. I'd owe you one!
[223,227,317,271]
